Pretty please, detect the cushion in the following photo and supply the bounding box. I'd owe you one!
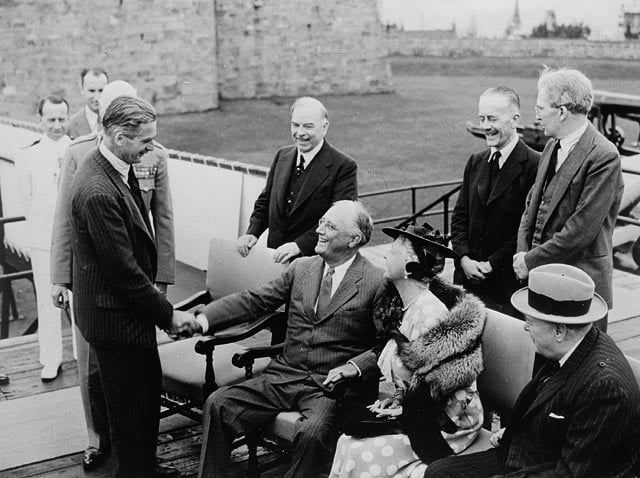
[159,337,271,402]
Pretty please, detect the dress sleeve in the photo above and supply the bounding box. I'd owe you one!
[440,381,484,454]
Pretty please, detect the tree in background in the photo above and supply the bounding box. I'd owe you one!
[530,22,591,39]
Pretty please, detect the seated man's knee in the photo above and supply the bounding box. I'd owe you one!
[294,415,337,448]
[423,457,451,477]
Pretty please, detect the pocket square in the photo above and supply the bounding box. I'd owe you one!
[549,412,565,419]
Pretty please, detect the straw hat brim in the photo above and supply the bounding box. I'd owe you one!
[511,287,608,324]
[382,226,457,258]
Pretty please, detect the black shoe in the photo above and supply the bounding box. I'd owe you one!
[82,446,107,471]
[154,463,182,477]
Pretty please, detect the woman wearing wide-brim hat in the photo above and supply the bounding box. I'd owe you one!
[329,223,487,478]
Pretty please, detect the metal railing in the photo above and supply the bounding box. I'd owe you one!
[0,213,34,339]
[360,180,463,237]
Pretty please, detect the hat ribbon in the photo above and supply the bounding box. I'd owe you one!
[529,290,591,317]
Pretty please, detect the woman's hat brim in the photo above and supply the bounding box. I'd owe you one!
[382,226,457,258]
[511,287,608,324]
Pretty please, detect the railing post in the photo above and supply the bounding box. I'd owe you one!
[411,187,416,219]
[443,197,450,238]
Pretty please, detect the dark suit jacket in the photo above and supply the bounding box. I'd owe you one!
[247,141,357,256]
[517,123,623,307]
[501,328,640,477]
[67,109,92,140]
[201,253,385,400]
[51,134,175,285]
[70,150,173,348]
[451,139,539,304]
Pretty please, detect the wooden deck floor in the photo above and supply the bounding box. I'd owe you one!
[1,253,639,477]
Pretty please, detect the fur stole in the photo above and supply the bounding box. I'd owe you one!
[393,276,486,403]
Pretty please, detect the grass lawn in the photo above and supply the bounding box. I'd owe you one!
[157,56,640,234]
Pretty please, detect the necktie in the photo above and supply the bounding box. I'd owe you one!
[316,267,335,316]
[543,141,561,191]
[489,151,501,190]
[535,359,560,394]
[295,155,305,178]
[128,166,151,232]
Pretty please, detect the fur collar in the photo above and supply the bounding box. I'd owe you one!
[393,279,486,403]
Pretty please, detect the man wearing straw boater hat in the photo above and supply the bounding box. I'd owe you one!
[425,264,640,477]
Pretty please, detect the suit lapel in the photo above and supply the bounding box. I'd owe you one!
[315,253,362,322]
[475,150,492,206]
[290,141,331,215]
[94,152,156,245]
[521,327,598,421]
[300,256,324,320]
[525,140,555,235]
[487,142,525,205]
[274,147,297,216]
[544,125,596,228]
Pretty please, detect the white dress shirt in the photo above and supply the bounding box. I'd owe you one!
[556,120,589,171]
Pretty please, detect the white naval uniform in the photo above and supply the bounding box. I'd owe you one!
[17,134,73,369]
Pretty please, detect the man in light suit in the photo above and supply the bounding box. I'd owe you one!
[195,200,386,478]
[514,68,623,331]
[17,95,71,381]
[70,96,193,478]
[425,264,640,477]
[67,67,109,139]
[451,87,539,315]
[236,97,358,263]
[50,81,175,471]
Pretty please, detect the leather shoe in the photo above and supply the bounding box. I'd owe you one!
[82,446,107,471]
[40,364,61,382]
[154,463,182,477]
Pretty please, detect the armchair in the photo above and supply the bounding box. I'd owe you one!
[158,238,286,422]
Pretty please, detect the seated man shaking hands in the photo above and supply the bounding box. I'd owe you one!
[424,264,640,478]
[192,200,386,478]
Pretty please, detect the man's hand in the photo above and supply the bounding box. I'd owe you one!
[51,284,70,309]
[155,282,168,297]
[460,256,487,284]
[322,363,358,388]
[273,242,301,263]
[168,310,201,338]
[512,252,529,280]
[236,234,258,257]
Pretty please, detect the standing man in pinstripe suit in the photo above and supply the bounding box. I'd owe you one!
[70,96,196,478]
[425,264,640,478]
[194,200,386,478]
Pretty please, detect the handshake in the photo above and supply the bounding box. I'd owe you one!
[167,310,203,339]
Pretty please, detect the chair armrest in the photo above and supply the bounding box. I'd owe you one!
[232,343,284,369]
[322,376,349,400]
[173,290,212,311]
[194,311,285,356]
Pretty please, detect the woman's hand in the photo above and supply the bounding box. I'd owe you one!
[490,428,505,448]
[367,398,403,419]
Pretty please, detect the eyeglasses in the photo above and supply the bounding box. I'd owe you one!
[535,103,570,113]
[318,218,338,232]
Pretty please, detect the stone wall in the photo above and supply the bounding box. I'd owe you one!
[215,0,393,99]
[384,34,640,60]
[0,0,218,118]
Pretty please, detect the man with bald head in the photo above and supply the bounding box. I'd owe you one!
[50,81,175,471]
[451,87,539,315]
[196,200,385,477]
[237,96,358,263]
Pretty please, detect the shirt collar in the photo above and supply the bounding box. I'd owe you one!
[322,253,357,296]
[559,120,589,153]
[558,332,587,367]
[99,142,131,186]
[298,139,324,168]
[85,105,99,132]
[490,134,519,169]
